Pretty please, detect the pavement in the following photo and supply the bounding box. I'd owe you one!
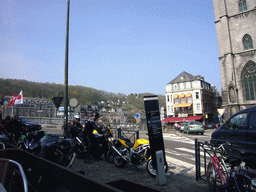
[41,124,208,191]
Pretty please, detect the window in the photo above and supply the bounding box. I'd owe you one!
[238,0,247,12]
[187,97,192,103]
[180,83,184,90]
[167,95,170,102]
[168,106,170,112]
[181,97,185,104]
[175,98,179,104]
[196,103,200,111]
[170,95,172,102]
[196,92,199,99]
[243,62,256,100]
[225,113,247,130]
[186,82,191,89]
[243,34,253,50]
[249,112,256,129]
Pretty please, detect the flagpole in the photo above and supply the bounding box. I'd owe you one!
[64,0,70,134]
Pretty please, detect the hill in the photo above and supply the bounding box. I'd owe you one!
[0,78,166,111]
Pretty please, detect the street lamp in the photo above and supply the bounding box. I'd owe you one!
[64,0,70,133]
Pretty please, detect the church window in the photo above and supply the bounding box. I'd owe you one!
[238,0,247,12]
[243,34,253,50]
[243,62,256,101]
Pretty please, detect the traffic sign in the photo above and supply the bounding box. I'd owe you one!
[134,113,140,118]
[217,108,225,116]
[52,97,63,108]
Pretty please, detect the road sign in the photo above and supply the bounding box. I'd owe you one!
[134,113,140,118]
[69,98,78,108]
[52,97,63,108]
[217,108,225,116]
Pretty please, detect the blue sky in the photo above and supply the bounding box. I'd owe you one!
[1,0,220,95]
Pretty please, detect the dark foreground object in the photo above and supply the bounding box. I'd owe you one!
[0,141,159,192]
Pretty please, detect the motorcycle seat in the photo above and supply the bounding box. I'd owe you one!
[125,141,134,148]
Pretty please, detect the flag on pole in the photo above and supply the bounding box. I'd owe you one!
[14,90,23,105]
[8,93,16,108]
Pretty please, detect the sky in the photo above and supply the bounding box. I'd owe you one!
[0,0,220,96]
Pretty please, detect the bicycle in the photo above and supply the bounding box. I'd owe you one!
[205,142,256,192]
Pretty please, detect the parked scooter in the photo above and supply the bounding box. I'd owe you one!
[112,137,168,177]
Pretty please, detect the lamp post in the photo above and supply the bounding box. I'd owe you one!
[64,0,70,134]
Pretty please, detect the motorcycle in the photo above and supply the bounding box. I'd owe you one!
[112,137,168,177]
[94,124,117,163]
[40,134,76,168]
[100,125,118,163]
[72,124,110,160]
[18,130,45,155]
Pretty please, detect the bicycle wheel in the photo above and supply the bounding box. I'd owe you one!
[206,162,217,192]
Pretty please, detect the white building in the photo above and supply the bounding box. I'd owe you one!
[164,71,220,124]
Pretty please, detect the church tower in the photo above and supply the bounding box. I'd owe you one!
[213,0,256,119]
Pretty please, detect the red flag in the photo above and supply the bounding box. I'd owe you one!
[14,90,23,105]
[8,93,16,108]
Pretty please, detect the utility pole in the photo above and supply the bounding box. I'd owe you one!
[64,0,70,134]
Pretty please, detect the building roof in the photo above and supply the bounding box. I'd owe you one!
[167,71,198,85]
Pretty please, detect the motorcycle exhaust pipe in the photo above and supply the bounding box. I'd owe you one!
[66,153,76,169]
[76,137,82,144]
[111,146,128,162]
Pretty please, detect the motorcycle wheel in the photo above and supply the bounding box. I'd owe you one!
[146,159,168,178]
[45,148,63,165]
[104,149,114,163]
[113,148,127,168]
[73,144,85,159]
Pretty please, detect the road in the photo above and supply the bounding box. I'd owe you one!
[42,124,216,173]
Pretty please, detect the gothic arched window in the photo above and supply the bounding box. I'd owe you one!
[243,62,256,101]
[243,34,253,50]
[238,0,247,12]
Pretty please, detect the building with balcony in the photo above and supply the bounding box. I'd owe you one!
[163,71,221,124]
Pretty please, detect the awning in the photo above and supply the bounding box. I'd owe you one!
[162,115,204,123]
[173,94,179,99]
[186,93,192,97]
[180,93,185,98]
[173,103,192,108]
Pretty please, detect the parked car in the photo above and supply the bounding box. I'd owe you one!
[206,123,216,129]
[19,117,42,132]
[210,106,256,157]
[183,121,205,135]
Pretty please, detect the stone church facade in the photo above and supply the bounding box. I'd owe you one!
[213,0,256,119]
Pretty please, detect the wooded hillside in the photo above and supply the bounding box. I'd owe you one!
[0,78,166,111]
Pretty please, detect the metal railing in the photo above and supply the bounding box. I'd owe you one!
[195,139,213,182]
[114,128,140,143]
[0,158,28,192]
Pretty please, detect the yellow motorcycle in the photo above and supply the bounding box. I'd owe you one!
[112,137,168,177]
[93,124,116,163]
